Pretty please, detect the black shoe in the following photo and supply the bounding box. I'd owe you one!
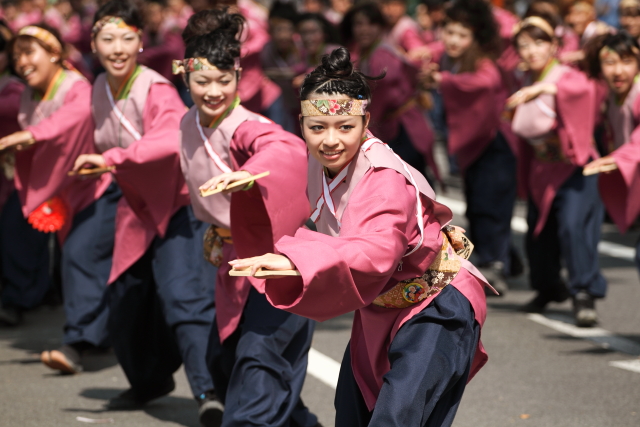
[508,247,525,278]
[196,390,224,427]
[0,304,22,326]
[573,291,598,327]
[521,286,570,313]
[106,378,175,410]
[478,261,509,296]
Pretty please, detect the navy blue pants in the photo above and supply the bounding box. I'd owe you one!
[464,133,517,271]
[526,169,607,297]
[61,183,120,347]
[335,285,480,427]
[207,287,318,427]
[388,124,428,180]
[107,206,215,398]
[0,191,53,309]
[262,94,296,134]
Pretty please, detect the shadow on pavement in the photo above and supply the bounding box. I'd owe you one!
[66,388,199,427]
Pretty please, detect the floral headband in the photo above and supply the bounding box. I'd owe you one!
[18,26,62,53]
[91,16,140,38]
[301,99,368,116]
[512,16,555,39]
[172,57,241,74]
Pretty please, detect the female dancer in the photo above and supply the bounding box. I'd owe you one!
[70,1,216,421]
[421,0,520,293]
[342,1,438,181]
[231,47,490,427]
[176,8,319,427]
[508,17,605,325]
[584,32,640,273]
[1,24,111,361]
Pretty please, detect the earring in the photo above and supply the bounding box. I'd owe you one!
[50,57,57,63]
[92,49,97,54]
[139,48,144,53]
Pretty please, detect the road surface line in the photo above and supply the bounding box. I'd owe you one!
[609,359,640,373]
[437,196,635,262]
[308,347,340,389]
[527,313,640,357]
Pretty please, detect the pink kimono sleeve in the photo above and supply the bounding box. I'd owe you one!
[555,70,598,166]
[16,80,96,216]
[229,122,310,261]
[600,123,640,233]
[439,59,501,171]
[102,83,189,237]
[265,168,416,322]
[399,26,426,52]
[0,81,23,137]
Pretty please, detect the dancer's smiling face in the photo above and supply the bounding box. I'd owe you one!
[188,67,240,124]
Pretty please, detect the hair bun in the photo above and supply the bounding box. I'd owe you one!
[319,47,354,77]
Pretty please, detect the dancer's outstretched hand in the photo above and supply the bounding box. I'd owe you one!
[199,170,252,195]
[229,253,297,277]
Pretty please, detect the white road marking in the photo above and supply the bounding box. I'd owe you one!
[527,313,640,374]
[437,195,636,262]
[609,359,640,374]
[307,347,340,389]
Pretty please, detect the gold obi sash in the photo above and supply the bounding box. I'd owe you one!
[532,134,566,163]
[203,226,233,267]
[373,227,473,309]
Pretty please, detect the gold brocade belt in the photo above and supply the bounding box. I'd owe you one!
[203,226,232,267]
[532,134,567,163]
[372,228,474,309]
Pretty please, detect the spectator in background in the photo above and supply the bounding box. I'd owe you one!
[415,0,448,44]
[596,0,620,28]
[381,0,428,60]
[261,1,302,132]
[138,0,189,104]
[296,12,340,74]
[302,0,342,25]
[619,0,640,39]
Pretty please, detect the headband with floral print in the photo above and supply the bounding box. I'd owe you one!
[512,16,555,39]
[172,57,241,74]
[301,98,368,116]
[91,16,140,38]
[18,26,62,53]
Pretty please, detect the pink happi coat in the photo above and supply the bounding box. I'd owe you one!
[511,63,600,235]
[358,42,438,178]
[265,136,490,410]
[599,78,640,233]
[493,6,520,77]
[180,104,309,342]
[384,15,426,54]
[0,74,24,210]
[15,70,111,239]
[440,58,519,173]
[93,66,189,284]
[238,0,282,113]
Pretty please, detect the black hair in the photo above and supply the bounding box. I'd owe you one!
[619,1,640,16]
[513,16,557,49]
[300,47,384,102]
[341,2,388,46]
[420,0,447,10]
[584,31,640,78]
[298,12,338,45]
[269,1,298,24]
[444,0,500,72]
[92,0,144,30]
[0,19,11,53]
[183,7,244,71]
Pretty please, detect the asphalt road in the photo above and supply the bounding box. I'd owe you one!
[1,195,639,427]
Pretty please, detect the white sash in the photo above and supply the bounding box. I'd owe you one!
[105,81,142,141]
[196,111,233,174]
[310,137,424,256]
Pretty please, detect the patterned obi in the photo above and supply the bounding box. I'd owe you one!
[203,226,233,267]
[372,228,473,309]
[530,134,566,163]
